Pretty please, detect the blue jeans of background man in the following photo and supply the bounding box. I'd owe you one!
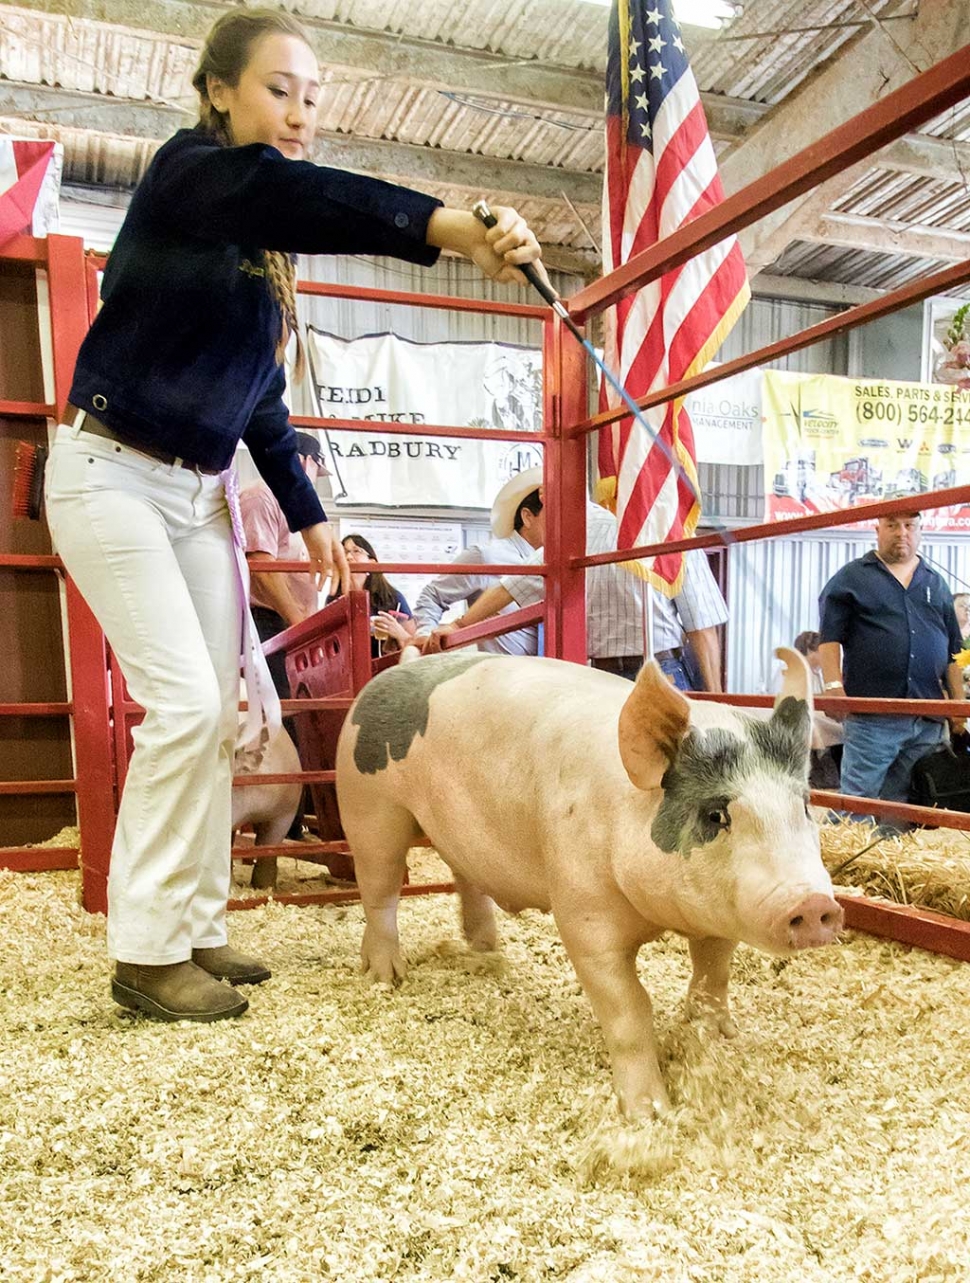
[840,714,946,805]
[658,655,690,691]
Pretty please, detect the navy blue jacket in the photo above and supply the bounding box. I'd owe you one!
[69,128,443,531]
[819,552,961,701]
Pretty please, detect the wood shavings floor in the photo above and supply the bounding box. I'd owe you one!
[2,859,970,1283]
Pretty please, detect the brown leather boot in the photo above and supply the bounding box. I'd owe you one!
[192,945,272,986]
[112,961,248,1022]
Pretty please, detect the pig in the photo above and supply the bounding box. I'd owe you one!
[334,646,843,1119]
[231,722,303,890]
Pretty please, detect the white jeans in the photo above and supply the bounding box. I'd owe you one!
[46,422,243,964]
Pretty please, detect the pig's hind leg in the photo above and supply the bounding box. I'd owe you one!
[453,871,499,954]
[249,828,279,891]
[247,785,302,890]
[685,937,738,1038]
[344,797,420,984]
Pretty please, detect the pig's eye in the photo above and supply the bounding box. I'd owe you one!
[706,807,730,831]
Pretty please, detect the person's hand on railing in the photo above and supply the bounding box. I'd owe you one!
[426,622,460,654]
[821,679,845,722]
[403,632,433,658]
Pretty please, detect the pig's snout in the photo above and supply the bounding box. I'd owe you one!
[784,893,843,950]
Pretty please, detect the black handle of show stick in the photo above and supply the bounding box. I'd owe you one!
[471,200,581,336]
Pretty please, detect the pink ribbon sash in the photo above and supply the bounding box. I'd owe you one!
[222,467,282,753]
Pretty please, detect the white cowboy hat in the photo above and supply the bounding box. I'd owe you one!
[490,466,544,538]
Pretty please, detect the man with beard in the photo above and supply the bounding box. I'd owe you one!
[818,511,965,808]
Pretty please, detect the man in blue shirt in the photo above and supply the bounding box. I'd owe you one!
[818,511,965,809]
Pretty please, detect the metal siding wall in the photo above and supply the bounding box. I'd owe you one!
[727,533,970,693]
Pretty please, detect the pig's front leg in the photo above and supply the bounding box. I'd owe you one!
[556,912,670,1119]
[685,936,738,1037]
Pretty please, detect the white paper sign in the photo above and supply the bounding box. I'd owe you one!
[305,330,543,508]
[684,365,763,466]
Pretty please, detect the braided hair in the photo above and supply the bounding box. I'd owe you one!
[192,7,309,377]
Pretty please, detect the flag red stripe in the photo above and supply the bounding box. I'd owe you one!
[0,140,55,245]
[599,1,748,591]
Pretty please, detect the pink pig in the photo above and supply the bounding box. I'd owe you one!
[231,722,302,891]
[335,647,842,1117]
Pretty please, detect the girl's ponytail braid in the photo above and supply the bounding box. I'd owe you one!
[263,250,306,379]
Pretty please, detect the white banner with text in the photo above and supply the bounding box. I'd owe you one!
[304,329,544,508]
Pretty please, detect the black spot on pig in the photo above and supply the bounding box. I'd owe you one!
[746,697,811,784]
[651,700,812,857]
[652,727,745,857]
[351,652,494,775]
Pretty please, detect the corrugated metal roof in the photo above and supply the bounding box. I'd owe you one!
[770,239,957,292]
[834,168,970,233]
[690,0,892,103]
[293,0,608,69]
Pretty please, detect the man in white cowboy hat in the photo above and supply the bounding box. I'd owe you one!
[424,474,728,690]
[411,466,544,656]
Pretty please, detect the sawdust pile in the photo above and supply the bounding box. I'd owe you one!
[2,860,970,1282]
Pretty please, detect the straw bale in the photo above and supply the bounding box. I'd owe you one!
[2,862,970,1282]
[820,816,970,920]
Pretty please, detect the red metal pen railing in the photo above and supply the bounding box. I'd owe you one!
[6,36,970,954]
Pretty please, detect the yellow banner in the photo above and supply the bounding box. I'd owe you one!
[762,370,970,532]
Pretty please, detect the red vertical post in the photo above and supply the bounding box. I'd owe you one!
[540,316,560,659]
[48,233,110,909]
[65,579,114,914]
[85,255,102,327]
[543,315,588,664]
[348,590,375,695]
[45,234,89,419]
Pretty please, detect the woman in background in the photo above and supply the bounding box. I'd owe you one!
[953,593,970,642]
[342,534,416,654]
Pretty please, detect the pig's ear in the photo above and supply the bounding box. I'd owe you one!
[618,661,691,790]
[774,647,814,713]
[772,646,813,752]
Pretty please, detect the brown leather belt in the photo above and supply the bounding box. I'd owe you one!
[65,405,221,475]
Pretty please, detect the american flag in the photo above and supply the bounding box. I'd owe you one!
[0,139,58,246]
[598,0,749,594]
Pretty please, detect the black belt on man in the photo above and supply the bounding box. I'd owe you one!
[591,648,682,675]
[65,404,222,475]
[591,655,644,675]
